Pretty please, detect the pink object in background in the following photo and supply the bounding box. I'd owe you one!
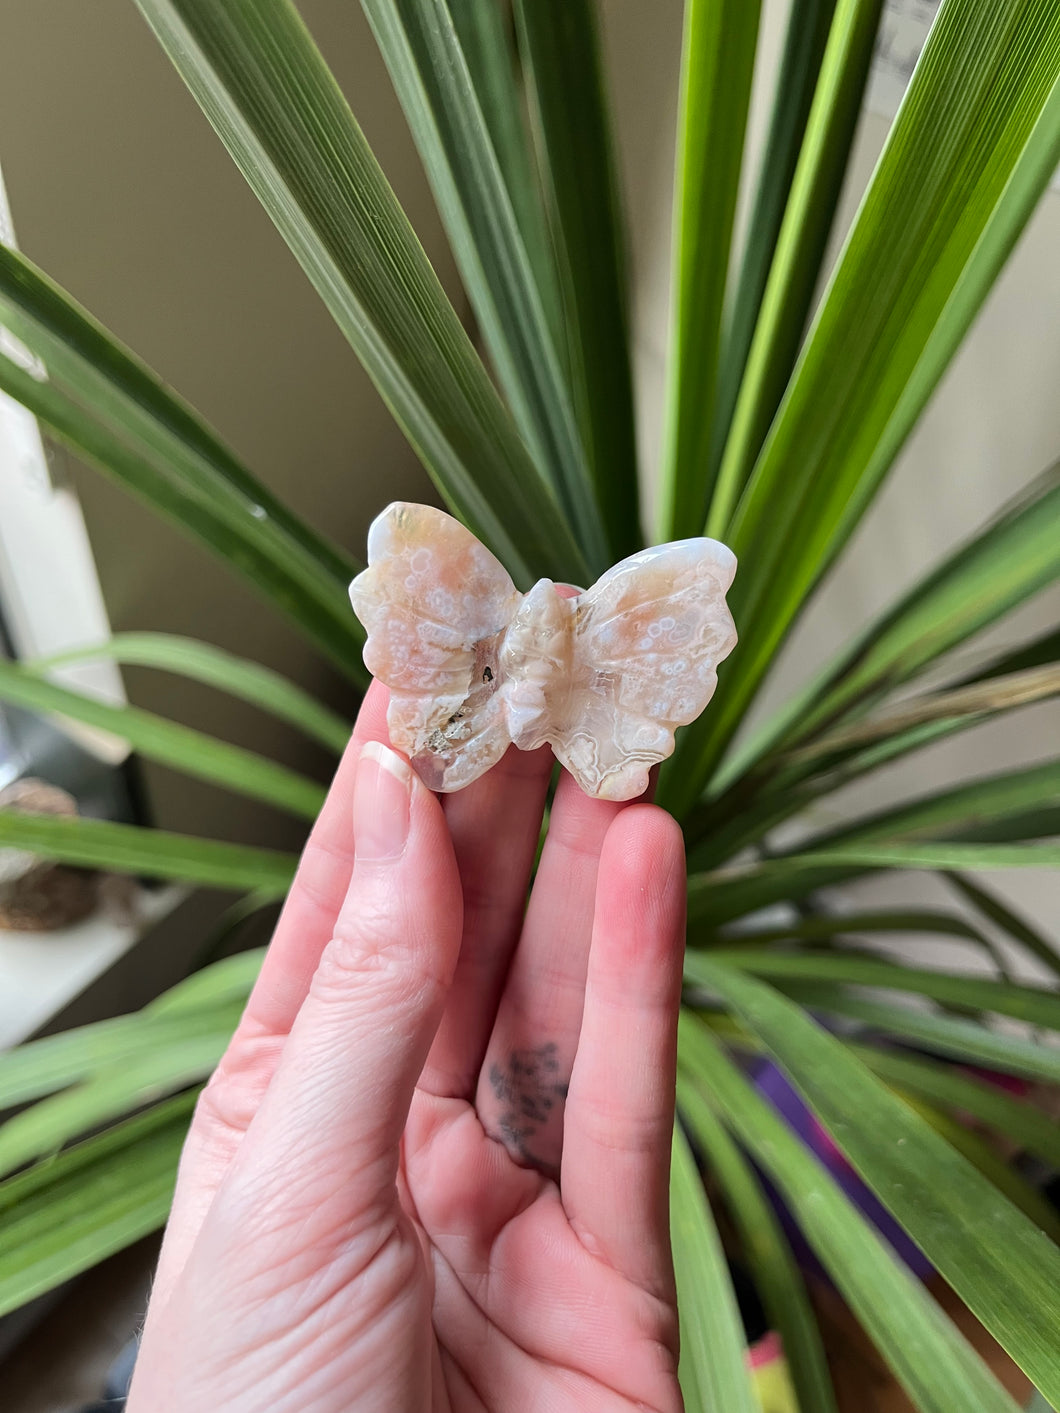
[748,1330,799,1412]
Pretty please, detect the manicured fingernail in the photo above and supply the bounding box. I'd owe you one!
[354,741,412,861]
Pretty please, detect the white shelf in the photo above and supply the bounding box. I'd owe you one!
[0,885,185,1049]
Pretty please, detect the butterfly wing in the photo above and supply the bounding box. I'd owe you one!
[348,502,520,790]
[555,538,737,800]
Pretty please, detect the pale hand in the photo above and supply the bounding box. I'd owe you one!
[129,680,687,1412]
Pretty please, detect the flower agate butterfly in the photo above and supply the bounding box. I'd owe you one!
[349,503,737,800]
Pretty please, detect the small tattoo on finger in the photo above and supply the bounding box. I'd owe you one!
[487,1043,568,1171]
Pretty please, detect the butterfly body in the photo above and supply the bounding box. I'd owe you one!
[502,581,575,751]
[349,503,737,800]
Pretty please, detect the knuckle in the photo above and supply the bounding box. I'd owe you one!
[192,1029,283,1144]
[311,918,444,1015]
[330,891,394,953]
[576,1091,670,1159]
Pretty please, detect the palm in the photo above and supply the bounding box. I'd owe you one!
[403,1096,681,1412]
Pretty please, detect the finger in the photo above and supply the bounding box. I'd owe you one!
[560,805,685,1298]
[241,678,391,1038]
[427,582,579,1100]
[474,769,629,1177]
[419,742,552,1099]
[220,741,463,1222]
[150,683,390,1305]
[138,742,454,1412]
[191,680,390,1118]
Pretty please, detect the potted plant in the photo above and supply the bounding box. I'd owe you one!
[0,1,1059,1408]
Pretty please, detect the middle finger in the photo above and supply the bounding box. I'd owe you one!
[473,769,628,1178]
[416,742,553,1099]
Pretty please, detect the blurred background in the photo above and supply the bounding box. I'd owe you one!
[0,1,1056,866]
[0,1,1057,1407]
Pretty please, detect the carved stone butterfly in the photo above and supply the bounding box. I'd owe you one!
[349,502,737,800]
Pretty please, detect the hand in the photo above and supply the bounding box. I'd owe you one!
[129,681,687,1412]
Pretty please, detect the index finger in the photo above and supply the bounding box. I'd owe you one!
[241,678,390,1038]
[145,682,391,1307]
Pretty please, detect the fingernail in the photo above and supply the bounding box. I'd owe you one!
[354,741,412,862]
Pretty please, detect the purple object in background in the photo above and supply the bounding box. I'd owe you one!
[751,1058,935,1282]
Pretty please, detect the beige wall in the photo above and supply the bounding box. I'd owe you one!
[0,0,444,847]
[1,2,1057,932]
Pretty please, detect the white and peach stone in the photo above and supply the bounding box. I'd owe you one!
[349,503,737,800]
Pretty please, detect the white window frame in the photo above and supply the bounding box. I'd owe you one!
[0,160,127,770]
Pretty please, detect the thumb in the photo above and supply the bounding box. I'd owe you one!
[225,741,463,1209]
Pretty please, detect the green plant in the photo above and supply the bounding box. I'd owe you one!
[1,0,1059,1406]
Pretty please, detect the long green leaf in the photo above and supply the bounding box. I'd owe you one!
[766,672,1060,838]
[134,0,585,588]
[664,2,1060,811]
[688,841,1060,928]
[0,811,297,892]
[36,633,352,755]
[0,245,362,672]
[0,1030,233,1179]
[150,947,266,1016]
[706,467,1060,809]
[0,349,365,680]
[696,959,1060,1399]
[710,1015,1060,1170]
[677,1076,838,1413]
[697,905,1002,951]
[0,1093,195,1318]
[769,985,1060,1086]
[945,871,1060,980]
[709,0,882,532]
[360,0,606,570]
[447,0,563,356]
[732,8,1060,677]
[0,658,325,821]
[693,805,1060,883]
[710,0,839,484]
[678,1017,1021,1413]
[671,1122,761,1413]
[690,667,1060,869]
[659,0,761,539]
[850,1046,1060,1171]
[0,244,356,588]
[693,950,1060,1030]
[897,1091,1060,1244]
[819,756,1060,849]
[514,0,641,560]
[792,665,1060,772]
[689,756,1060,919]
[696,902,1014,977]
[775,468,1060,765]
[0,1006,239,1112]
